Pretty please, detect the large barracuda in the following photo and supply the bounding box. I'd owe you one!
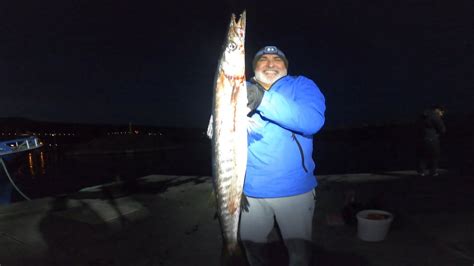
[208,11,247,256]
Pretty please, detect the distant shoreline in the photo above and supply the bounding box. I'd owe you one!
[65,145,182,156]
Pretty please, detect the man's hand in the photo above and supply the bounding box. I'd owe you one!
[247,83,264,113]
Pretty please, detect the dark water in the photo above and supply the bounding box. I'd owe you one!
[1,143,212,202]
[1,127,472,203]
[314,121,474,176]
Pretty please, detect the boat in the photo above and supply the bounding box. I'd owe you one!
[0,136,43,160]
[0,136,43,203]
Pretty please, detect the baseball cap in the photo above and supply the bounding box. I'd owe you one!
[252,46,288,69]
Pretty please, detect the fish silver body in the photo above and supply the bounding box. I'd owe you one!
[208,11,247,253]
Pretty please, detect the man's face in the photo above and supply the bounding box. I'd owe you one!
[254,54,288,86]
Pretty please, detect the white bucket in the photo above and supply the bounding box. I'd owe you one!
[356,209,393,242]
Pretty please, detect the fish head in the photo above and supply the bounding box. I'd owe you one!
[220,11,246,75]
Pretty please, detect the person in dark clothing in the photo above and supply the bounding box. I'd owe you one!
[416,105,446,176]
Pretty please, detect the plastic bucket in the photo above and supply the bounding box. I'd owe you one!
[356,209,393,242]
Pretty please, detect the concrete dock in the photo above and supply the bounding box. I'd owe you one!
[0,171,473,265]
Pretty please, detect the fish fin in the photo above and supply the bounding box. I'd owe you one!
[221,242,247,266]
[247,116,259,134]
[208,190,219,220]
[208,190,217,208]
[207,114,213,139]
[240,193,249,212]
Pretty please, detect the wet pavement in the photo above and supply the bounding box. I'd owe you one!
[0,171,473,266]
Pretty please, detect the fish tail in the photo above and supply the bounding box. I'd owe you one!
[221,242,246,266]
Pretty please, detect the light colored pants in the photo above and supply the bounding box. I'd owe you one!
[240,190,316,266]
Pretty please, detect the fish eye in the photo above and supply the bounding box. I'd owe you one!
[228,42,237,51]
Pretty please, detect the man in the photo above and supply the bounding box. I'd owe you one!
[417,105,446,176]
[242,46,326,265]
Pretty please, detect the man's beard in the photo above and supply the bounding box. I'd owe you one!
[255,69,287,85]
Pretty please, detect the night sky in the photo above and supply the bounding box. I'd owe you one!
[1,0,473,128]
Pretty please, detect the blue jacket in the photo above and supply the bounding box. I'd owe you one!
[244,75,326,198]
